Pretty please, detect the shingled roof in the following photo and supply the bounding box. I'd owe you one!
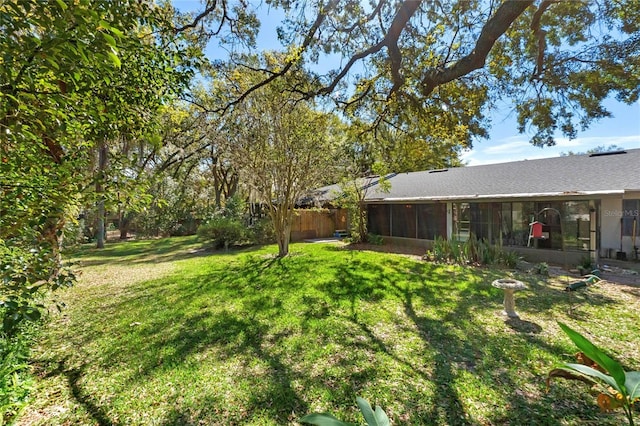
[366,149,640,202]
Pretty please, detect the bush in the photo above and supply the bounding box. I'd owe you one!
[1,239,74,335]
[425,235,520,268]
[248,218,276,245]
[367,234,384,245]
[534,262,549,276]
[0,325,36,424]
[197,217,246,249]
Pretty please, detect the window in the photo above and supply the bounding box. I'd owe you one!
[622,200,640,237]
[391,204,417,238]
[453,203,470,241]
[491,203,513,246]
[367,204,390,236]
[417,204,447,240]
[561,201,591,250]
[469,203,490,241]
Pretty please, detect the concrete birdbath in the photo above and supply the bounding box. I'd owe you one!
[492,278,527,318]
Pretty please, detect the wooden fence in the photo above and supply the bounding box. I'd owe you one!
[290,208,348,241]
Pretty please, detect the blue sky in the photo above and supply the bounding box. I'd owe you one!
[462,99,640,166]
[175,0,640,166]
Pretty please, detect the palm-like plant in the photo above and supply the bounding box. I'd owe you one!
[548,322,640,425]
[301,397,390,426]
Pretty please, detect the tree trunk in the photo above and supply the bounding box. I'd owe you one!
[272,206,292,257]
[96,201,105,248]
[358,201,368,243]
[96,139,108,249]
[277,224,291,257]
[119,210,129,240]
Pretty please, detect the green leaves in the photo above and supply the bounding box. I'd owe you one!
[301,397,389,426]
[550,322,640,425]
[300,412,353,426]
[356,397,390,426]
[0,238,75,335]
[558,322,627,391]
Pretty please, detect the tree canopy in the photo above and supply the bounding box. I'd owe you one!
[195,0,639,147]
[206,54,342,256]
[0,0,203,330]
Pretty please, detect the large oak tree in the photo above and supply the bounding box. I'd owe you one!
[192,0,639,146]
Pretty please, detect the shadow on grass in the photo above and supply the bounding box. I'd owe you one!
[37,357,114,426]
[505,318,543,334]
[70,236,265,267]
[41,243,626,425]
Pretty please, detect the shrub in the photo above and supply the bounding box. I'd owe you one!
[0,325,36,424]
[197,217,245,249]
[367,234,384,245]
[534,262,549,276]
[425,235,520,268]
[500,249,521,268]
[248,218,276,245]
[1,239,74,335]
[548,322,640,425]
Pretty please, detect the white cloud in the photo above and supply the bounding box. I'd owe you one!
[555,135,640,149]
[464,134,640,166]
[483,139,531,155]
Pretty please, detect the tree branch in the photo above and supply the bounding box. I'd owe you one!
[319,0,422,98]
[384,0,422,95]
[530,0,558,81]
[216,0,341,113]
[174,0,219,33]
[334,0,385,33]
[420,0,534,96]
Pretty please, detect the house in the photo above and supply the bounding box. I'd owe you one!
[362,149,640,264]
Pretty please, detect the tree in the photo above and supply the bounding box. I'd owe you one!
[0,0,201,329]
[191,0,639,147]
[217,56,341,257]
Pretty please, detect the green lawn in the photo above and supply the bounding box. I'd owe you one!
[19,237,640,425]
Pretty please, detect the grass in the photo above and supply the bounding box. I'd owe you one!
[17,236,640,425]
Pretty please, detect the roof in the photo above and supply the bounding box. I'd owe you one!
[299,175,394,206]
[366,149,640,202]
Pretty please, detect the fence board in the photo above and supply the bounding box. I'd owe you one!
[290,208,346,241]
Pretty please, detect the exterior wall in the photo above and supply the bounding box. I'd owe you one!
[366,195,640,263]
[367,198,600,262]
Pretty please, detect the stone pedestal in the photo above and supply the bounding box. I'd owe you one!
[492,279,527,318]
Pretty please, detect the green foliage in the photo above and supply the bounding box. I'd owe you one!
[579,256,594,270]
[425,235,520,268]
[0,0,202,336]
[548,322,640,425]
[197,217,246,250]
[209,54,341,257]
[0,326,36,425]
[367,234,384,245]
[301,397,390,426]
[0,240,74,335]
[205,0,640,148]
[248,218,276,245]
[196,195,259,249]
[534,262,550,276]
[499,249,521,269]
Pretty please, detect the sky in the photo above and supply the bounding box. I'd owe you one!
[174,1,640,166]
